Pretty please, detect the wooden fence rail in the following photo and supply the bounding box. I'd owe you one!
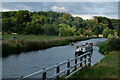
[17,51,92,80]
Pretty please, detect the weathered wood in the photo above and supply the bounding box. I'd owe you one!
[67,59,70,76]
[42,68,46,80]
[56,64,60,79]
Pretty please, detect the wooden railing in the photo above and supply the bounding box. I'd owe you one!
[17,51,92,80]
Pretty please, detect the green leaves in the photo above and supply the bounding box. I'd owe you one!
[99,38,120,55]
[1,11,118,36]
[102,27,112,38]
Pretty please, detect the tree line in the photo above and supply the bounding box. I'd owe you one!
[1,10,120,38]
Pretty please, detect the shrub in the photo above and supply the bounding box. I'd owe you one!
[99,38,120,55]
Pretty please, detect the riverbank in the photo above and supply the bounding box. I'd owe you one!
[99,37,120,55]
[68,51,119,78]
[2,34,81,40]
[2,35,91,57]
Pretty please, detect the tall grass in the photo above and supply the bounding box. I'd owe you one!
[2,36,90,57]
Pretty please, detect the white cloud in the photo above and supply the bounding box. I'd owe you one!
[71,14,117,20]
[1,8,19,12]
[72,14,93,19]
[50,6,68,12]
[1,8,12,12]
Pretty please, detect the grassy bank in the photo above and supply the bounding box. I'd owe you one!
[69,51,119,78]
[99,38,120,55]
[2,35,91,57]
[2,34,77,40]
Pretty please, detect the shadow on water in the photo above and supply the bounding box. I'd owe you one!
[2,38,107,78]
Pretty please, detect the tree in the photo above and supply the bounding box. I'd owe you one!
[2,18,15,33]
[44,24,58,35]
[1,10,118,36]
[77,28,83,36]
[116,20,120,37]
[58,24,73,36]
[83,30,93,37]
[102,27,112,38]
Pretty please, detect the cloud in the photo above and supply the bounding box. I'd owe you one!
[1,8,12,12]
[1,0,120,2]
[50,6,68,12]
[2,2,32,12]
[1,8,19,12]
[71,14,93,19]
[1,2,118,19]
[71,14,118,20]
[1,7,30,12]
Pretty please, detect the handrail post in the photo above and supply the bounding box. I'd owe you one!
[84,54,87,67]
[74,57,77,75]
[67,59,70,76]
[56,63,60,79]
[88,52,91,66]
[42,68,46,80]
[80,56,82,69]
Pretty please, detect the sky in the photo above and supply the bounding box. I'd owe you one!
[1,1,119,19]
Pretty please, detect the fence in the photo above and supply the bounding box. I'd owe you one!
[17,51,92,80]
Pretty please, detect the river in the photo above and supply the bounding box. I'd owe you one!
[2,38,107,78]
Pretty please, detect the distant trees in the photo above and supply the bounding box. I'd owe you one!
[1,10,119,37]
[58,24,73,36]
[102,27,112,38]
[116,20,120,37]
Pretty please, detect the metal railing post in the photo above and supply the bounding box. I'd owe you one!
[42,68,46,80]
[56,63,60,79]
[67,59,70,76]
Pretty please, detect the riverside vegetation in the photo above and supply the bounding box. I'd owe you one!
[99,37,120,55]
[2,36,90,57]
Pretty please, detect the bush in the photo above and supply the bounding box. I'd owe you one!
[99,42,107,54]
[99,38,120,55]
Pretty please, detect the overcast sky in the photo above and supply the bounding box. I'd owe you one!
[1,2,119,19]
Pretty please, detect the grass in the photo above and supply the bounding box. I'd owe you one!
[69,51,119,78]
[2,34,77,40]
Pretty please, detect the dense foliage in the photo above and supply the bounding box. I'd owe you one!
[1,10,119,37]
[99,38,120,55]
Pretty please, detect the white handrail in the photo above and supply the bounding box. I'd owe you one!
[17,51,91,80]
